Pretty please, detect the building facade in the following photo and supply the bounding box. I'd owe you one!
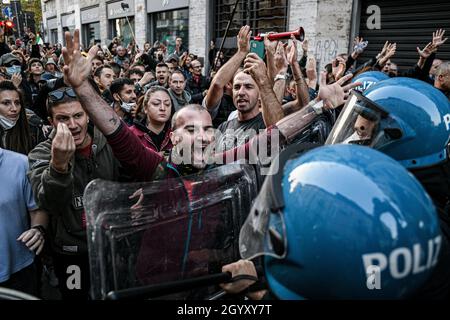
[41,0,450,72]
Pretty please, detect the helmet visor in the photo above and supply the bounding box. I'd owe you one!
[239,188,287,261]
[326,91,390,147]
[239,155,289,261]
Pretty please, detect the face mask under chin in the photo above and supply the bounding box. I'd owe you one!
[120,101,136,113]
[0,115,18,130]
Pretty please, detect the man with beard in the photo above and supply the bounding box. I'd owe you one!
[110,78,137,126]
[93,65,116,94]
[59,29,358,182]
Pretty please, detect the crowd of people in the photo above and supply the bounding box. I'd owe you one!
[0,21,450,300]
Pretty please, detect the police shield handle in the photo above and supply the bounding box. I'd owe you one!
[50,123,76,173]
[106,272,233,300]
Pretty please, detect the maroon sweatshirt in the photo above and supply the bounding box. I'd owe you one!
[106,121,283,182]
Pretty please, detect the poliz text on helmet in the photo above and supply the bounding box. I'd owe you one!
[363,235,441,281]
[443,113,450,131]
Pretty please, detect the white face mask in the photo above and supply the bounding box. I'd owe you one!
[120,100,136,113]
[0,114,18,130]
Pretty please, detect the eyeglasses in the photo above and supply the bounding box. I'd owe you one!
[48,87,77,102]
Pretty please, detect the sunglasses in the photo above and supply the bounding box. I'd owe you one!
[48,87,77,102]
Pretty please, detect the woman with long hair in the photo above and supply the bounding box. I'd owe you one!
[0,80,40,155]
[129,86,173,156]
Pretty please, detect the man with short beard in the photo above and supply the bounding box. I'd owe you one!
[93,65,116,94]
[214,70,266,152]
[28,87,121,299]
[110,78,137,126]
[59,29,358,181]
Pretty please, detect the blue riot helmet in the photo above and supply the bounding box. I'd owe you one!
[351,71,389,92]
[326,77,450,169]
[240,144,441,299]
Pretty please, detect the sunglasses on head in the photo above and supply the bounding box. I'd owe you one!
[48,87,77,102]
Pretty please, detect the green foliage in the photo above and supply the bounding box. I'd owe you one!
[20,0,42,31]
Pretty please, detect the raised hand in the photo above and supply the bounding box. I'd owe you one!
[11,72,22,89]
[301,39,309,56]
[352,36,367,58]
[417,42,437,59]
[377,41,389,59]
[378,42,396,66]
[432,29,448,48]
[138,71,154,87]
[62,29,99,89]
[306,57,317,77]
[237,25,251,54]
[50,123,76,173]
[264,32,278,57]
[332,56,346,81]
[273,41,289,74]
[318,73,361,109]
[287,35,299,67]
[243,53,270,86]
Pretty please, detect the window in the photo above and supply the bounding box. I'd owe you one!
[110,17,135,47]
[83,22,100,48]
[153,8,189,54]
[214,0,288,49]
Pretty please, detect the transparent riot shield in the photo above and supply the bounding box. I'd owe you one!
[84,164,258,300]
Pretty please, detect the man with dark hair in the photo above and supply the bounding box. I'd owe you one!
[25,58,45,106]
[168,70,191,111]
[110,78,137,126]
[28,87,121,300]
[187,60,209,104]
[128,69,144,84]
[60,29,357,182]
[165,54,180,73]
[145,63,170,89]
[91,55,104,75]
[108,62,122,79]
[93,65,116,94]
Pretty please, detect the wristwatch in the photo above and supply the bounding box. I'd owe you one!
[274,73,288,82]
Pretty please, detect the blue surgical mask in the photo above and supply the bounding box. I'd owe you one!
[6,65,21,75]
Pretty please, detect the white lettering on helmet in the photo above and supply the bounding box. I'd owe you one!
[362,235,441,281]
[443,113,450,131]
